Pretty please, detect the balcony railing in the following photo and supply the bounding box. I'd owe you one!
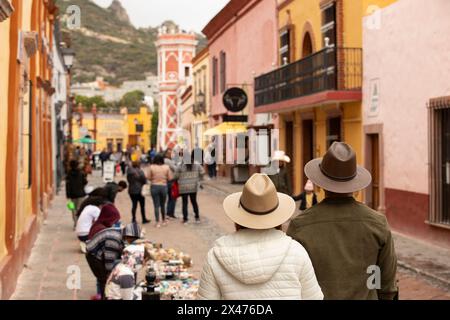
[254,47,362,107]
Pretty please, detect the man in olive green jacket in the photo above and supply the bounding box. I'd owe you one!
[287,142,398,300]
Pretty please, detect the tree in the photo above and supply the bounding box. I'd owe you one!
[120,90,145,113]
[75,95,108,110]
[150,104,159,148]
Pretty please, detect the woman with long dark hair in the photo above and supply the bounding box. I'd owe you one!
[146,153,172,228]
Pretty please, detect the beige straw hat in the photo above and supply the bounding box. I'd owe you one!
[223,173,296,229]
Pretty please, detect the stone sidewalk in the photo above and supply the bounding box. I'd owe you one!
[11,171,234,300]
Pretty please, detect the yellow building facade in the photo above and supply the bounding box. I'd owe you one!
[257,0,396,199]
[0,0,57,299]
[72,106,153,153]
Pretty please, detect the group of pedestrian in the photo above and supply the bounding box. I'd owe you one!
[137,147,206,228]
[198,142,398,300]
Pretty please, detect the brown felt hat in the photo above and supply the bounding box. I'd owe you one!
[223,173,296,229]
[304,142,372,193]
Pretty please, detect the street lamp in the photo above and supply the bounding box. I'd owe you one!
[62,48,75,143]
[196,91,206,114]
[62,48,75,71]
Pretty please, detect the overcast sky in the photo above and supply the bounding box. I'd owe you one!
[92,0,229,32]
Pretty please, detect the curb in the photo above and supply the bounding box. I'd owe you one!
[397,260,450,290]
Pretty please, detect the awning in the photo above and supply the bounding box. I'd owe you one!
[203,122,247,136]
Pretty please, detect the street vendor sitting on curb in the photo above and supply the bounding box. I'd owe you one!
[105,243,151,300]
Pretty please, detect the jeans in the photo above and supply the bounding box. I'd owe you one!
[207,163,217,178]
[86,253,109,299]
[130,193,147,223]
[182,193,199,222]
[151,185,167,223]
[166,181,177,217]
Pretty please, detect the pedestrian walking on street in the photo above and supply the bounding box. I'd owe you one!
[205,137,217,179]
[99,148,109,176]
[120,151,128,176]
[66,160,88,228]
[85,204,123,299]
[164,148,178,219]
[198,173,323,300]
[292,179,318,214]
[147,153,173,228]
[268,150,292,195]
[286,142,398,300]
[76,197,108,253]
[127,161,150,224]
[175,151,205,224]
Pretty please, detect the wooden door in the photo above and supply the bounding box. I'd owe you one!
[369,134,380,210]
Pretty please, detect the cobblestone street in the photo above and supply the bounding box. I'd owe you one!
[10,172,450,300]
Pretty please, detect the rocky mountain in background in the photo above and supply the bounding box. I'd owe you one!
[57,0,207,86]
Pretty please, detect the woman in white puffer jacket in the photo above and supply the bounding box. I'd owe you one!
[198,174,323,300]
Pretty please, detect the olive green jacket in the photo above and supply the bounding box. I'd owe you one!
[287,197,398,300]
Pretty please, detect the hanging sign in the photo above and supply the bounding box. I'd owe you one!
[223,87,248,112]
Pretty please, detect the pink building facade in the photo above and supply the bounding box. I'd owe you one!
[202,0,278,129]
[362,0,450,248]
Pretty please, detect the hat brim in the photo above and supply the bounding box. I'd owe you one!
[223,192,296,229]
[305,158,372,193]
[272,156,291,163]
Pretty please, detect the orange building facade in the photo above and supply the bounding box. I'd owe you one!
[0,0,57,299]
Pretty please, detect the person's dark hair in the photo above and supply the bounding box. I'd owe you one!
[164,148,172,159]
[152,153,165,165]
[132,161,140,168]
[69,160,79,170]
[118,181,128,189]
[76,196,108,217]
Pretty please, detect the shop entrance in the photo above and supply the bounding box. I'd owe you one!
[302,119,314,187]
[327,116,341,148]
[441,108,450,223]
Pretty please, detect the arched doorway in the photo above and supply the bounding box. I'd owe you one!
[302,32,313,58]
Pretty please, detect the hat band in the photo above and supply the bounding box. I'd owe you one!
[319,163,357,182]
[239,199,279,216]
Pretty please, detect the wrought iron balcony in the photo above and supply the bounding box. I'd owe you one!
[254,47,362,107]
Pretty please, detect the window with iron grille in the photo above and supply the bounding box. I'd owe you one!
[220,51,227,93]
[321,2,336,47]
[212,56,218,96]
[429,97,450,226]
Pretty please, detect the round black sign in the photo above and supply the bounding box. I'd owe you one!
[223,87,248,113]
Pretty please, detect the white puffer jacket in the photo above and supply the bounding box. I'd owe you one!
[198,229,323,300]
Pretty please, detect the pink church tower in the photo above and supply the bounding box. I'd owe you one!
[155,24,197,150]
